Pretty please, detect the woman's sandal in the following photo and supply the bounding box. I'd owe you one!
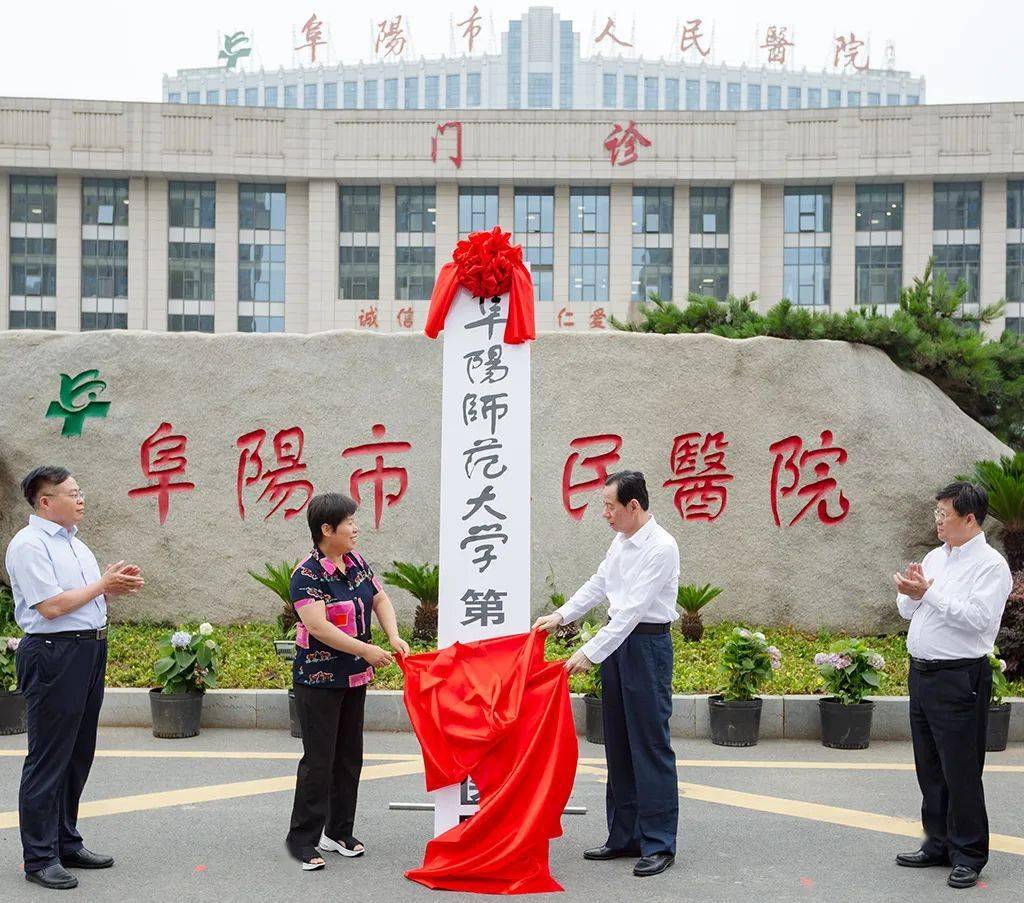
[299,846,326,871]
[318,833,366,858]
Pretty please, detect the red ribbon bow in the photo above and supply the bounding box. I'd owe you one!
[425,226,536,345]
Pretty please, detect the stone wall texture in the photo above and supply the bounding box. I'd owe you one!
[0,329,1012,632]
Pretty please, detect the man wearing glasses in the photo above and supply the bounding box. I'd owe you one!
[893,481,1012,890]
[4,466,144,890]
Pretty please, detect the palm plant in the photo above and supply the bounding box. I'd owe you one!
[959,453,1024,572]
[381,562,439,643]
[676,583,722,641]
[247,560,299,637]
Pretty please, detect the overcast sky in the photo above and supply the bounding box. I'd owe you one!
[0,1,1018,105]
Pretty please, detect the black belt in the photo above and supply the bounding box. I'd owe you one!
[910,655,985,672]
[28,626,108,641]
[607,619,671,635]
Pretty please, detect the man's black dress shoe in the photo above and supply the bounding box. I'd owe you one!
[25,864,78,889]
[948,866,980,889]
[583,845,641,861]
[896,849,949,868]
[62,848,114,869]
[633,852,675,877]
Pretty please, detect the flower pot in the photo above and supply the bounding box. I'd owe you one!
[288,688,302,739]
[986,702,1012,752]
[0,691,27,736]
[708,695,762,747]
[149,687,204,739]
[819,697,874,749]
[584,694,604,745]
[274,640,297,661]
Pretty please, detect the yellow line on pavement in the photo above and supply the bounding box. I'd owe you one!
[575,756,1024,773]
[0,759,424,831]
[0,748,420,762]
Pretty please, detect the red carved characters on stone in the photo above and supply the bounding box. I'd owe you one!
[562,434,623,522]
[769,429,850,527]
[664,431,734,522]
[128,422,196,525]
[342,424,412,529]
[236,426,314,521]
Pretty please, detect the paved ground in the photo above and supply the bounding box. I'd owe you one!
[1,729,1023,902]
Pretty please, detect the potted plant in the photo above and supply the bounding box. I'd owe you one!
[986,649,1012,752]
[676,583,722,641]
[545,568,581,643]
[247,560,300,658]
[708,628,781,747]
[576,620,604,744]
[381,562,439,643]
[0,636,26,736]
[814,639,885,749]
[150,623,220,739]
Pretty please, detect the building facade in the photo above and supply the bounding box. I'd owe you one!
[1,97,1021,337]
[164,7,925,114]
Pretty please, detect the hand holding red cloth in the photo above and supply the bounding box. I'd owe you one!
[398,629,578,894]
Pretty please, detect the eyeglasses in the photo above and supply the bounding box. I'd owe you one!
[933,507,955,522]
[43,490,85,500]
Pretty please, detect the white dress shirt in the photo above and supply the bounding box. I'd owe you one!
[555,516,680,664]
[4,514,106,634]
[897,532,1012,660]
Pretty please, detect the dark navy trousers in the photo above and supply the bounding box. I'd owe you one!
[600,631,678,857]
[16,634,107,872]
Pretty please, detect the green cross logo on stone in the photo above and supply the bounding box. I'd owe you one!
[45,369,111,437]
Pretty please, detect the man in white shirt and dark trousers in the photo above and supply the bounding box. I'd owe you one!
[534,471,680,878]
[893,481,1012,890]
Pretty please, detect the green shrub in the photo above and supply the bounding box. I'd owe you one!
[813,638,886,704]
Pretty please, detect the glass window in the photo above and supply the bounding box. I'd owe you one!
[239,184,286,230]
[168,242,215,302]
[459,187,499,234]
[404,77,419,109]
[282,85,297,108]
[559,21,574,108]
[339,246,380,300]
[827,89,841,108]
[264,86,278,107]
[767,85,781,109]
[680,79,698,111]
[934,182,982,230]
[856,184,904,231]
[665,78,679,110]
[8,177,57,329]
[169,181,216,229]
[867,92,880,106]
[446,74,461,107]
[632,187,674,235]
[82,178,129,227]
[570,188,610,234]
[339,186,380,232]
[855,245,902,306]
[508,20,522,108]
[206,90,220,105]
[569,247,609,302]
[1007,244,1024,303]
[467,72,482,106]
[425,76,440,109]
[323,83,337,109]
[847,91,861,107]
[689,187,730,234]
[727,82,741,110]
[644,77,659,110]
[514,188,554,301]
[514,189,554,234]
[706,82,721,110]
[907,95,920,105]
[238,185,286,332]
[623,75,638,110]
[304,84,318,108]
[603,73,617,108]
[887,93,900,106]
[689,247,729,300]
[343,82,358,108]
[1008,180,1024,228]
[1006,317,1023,336]
[807,87,822,108]
[748,84,762,110]
[245,87,258,106]
[187,91,200,104]
[226,88,239,105]
[384,79,398,109]
[168,92,181,103]
[395,246,435,300]
[633,248,673,301]
[527,73,552,108]
[933,244,980,304]
[396,186,436,233]
[364,80,378,109]
[784,187,832,233]
[787,86,801,108]
[783,247,831,306]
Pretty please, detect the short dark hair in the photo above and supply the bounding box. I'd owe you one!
[936,481,989,526]
[605,471,649,511]
[21,466,72,508]
[306,492,358,544]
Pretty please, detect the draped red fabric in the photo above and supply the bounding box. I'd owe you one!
[424,227,537,345]
[399,629,578,894]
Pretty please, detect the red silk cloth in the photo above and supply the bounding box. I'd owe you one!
[424,226,537,345]
[399,629,578,894]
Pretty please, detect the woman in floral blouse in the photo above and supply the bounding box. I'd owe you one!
[285,492,409,871]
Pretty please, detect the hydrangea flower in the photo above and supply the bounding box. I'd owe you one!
[813,652,829,666]
[999,659,1008,673]
[4,637,19,653]
[171,631,192,650]
[205,640,217,650]
[768,645,782,670]
[833,654,853,670]
[867,653,886,671]
[737,629,751,639]
[199,623,214,637]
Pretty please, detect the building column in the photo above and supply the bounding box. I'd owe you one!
[144,177,168,331]
[552,184,570,324]
[0,174,8,331]
[981,177,1007,339]
[608,183,632,325]
[214,179,238,333]
[306,179,338,334]
[671,184,690,305]
[55,174,80,331]
[903,179,933,287]
[285,180,309,333]
[126,177,148,330]
[378,183,396,329]
[729,181,761,300]
[498,184,514,234]
[831,182,856,312]
[759,184,784,312]
[434,182,458,265]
